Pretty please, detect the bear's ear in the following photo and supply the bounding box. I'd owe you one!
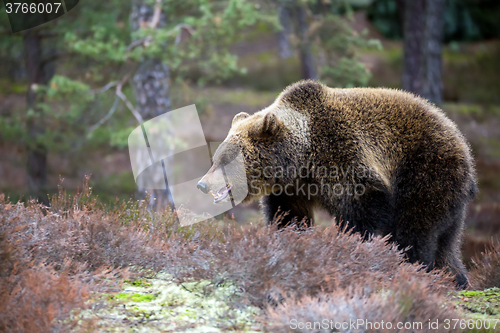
[249,112,283,138]
[232,112,250,126]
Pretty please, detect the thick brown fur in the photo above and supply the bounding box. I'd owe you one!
[199,80,477,288]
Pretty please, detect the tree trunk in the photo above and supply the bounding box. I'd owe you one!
[422,0,445,105]
[24,30,49,205]
[130,0,173,211]
[402,0,445,105]
[277,1,293,59]
[296,4,317,80]
[402,0,425,95]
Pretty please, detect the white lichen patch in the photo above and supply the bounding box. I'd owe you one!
[73,273,263,332]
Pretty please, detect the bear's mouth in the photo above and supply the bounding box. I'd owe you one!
[212,184,232,204]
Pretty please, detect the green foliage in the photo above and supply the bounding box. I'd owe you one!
[0,115,25,143]
[222,0,379,90]
[308,2,379,87]
[1,0,378,164]
[109,126,136,149]
[67,0,277,85]
[0,1,137,161]
[45,76,93,104]
[320,56,371,88]
[65,26,128,63]
[0,0,280,171]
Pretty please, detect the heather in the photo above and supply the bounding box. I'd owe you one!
[4,180,495,332]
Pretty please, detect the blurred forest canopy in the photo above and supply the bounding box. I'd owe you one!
[367,0,500,41]
[0,0,379,203]
[0,0,499,205]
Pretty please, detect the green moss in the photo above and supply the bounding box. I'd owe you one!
[454,288,500,317]
[112,292,158,302]
[113,292,130,300]
[76,273,263,331]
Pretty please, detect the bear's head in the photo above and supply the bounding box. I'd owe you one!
[197,108,289,205]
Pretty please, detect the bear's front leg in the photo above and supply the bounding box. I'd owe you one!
[261,193,315,229]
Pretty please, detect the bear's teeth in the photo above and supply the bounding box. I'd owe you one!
[213,185,232,203]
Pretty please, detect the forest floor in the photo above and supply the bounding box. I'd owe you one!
[2,188,499,332]
[72,272,500,332]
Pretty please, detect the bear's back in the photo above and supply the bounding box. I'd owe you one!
[279,80,476,198]
[280,81,470,161]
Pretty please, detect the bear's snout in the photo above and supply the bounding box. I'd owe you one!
[197,180,208,194]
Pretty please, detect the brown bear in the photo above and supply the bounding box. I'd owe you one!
[197,80,477,288]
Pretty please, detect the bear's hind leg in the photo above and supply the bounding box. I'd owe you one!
[395,212,468,289]
[434,207,469,289]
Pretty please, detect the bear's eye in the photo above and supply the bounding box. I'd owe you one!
[212,152,230,167]
[219,150,241,166]
[219,155,230,166]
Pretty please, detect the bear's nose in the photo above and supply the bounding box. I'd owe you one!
[197,181,208,194]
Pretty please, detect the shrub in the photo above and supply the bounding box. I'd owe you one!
[461,231,495,268]
[0,263,88,333]
[0,178,463,331]
[470,241,500,289]
[264,281,459,333]
[0,181,184,332]
[174,223,454,309]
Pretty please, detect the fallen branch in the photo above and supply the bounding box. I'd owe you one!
[86,96,120,138]
[116,74,144,124]
[89,81,117,95]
